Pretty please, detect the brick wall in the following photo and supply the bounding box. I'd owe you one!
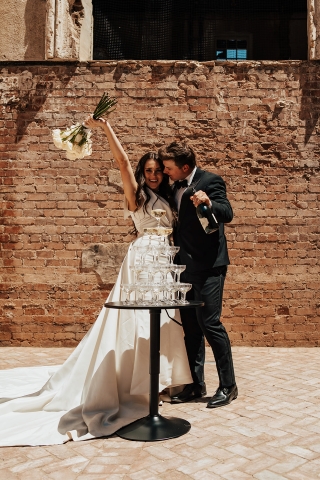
[0,60,319,346]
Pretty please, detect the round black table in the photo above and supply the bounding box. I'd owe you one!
[104,300,204,442]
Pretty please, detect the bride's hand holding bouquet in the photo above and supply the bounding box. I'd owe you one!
[83,115,107,131]
[52,93,117,160]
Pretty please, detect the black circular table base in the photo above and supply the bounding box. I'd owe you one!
[116,414,191,442]
[105,301,203,442]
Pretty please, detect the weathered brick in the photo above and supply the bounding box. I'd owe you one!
[0,60,319,346]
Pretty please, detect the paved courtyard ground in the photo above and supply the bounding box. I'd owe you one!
[0,346,319,479]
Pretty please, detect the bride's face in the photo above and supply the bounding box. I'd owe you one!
[144,159,164,191]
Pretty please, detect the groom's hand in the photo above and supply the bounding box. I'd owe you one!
[190,190,211,207]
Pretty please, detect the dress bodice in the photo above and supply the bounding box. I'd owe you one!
[124,187,173,234]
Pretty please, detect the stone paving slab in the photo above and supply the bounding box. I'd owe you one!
[0,347,319,479]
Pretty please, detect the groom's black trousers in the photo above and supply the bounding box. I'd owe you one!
[180,265,236,389]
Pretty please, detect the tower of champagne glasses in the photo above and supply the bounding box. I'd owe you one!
[121,210,192,306]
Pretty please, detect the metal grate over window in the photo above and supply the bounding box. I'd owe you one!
[93,0,307,61]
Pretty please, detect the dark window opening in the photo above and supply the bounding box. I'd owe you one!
[93,0,307,61]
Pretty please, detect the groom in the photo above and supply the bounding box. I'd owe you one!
[158,141,237,408]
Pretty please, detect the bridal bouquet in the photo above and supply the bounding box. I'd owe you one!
[52,92,117,160]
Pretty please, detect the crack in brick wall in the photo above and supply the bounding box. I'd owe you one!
[0,60,319,346]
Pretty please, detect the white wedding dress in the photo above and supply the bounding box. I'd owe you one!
[0,189,192,446]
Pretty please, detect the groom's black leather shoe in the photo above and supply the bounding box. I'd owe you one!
[207,384,238,408]
[171,383,207,404]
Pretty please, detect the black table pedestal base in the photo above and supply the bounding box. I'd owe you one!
[116,414,191,441]
[105,301,203,442]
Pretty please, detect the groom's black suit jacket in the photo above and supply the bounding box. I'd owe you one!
[174,167,233,274]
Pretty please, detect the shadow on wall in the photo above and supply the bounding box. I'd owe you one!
[81,243,129,286]
[24,0,47,60]
[299,61,320,144]
[13,65,78,143]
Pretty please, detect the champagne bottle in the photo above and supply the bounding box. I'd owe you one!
[196,203,219,234]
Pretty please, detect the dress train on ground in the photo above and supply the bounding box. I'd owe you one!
[0,192,192,446]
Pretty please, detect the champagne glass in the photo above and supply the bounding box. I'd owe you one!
[157,265,170,284]
[132,246,147,265]
[134,284,149,305]
[151,209,167,229]
[140,284,151,305]
[130,265,146,283]
[150,284,162,306]
[161,281,175,304]
[171,264,186,283]
[160,265,174,282]
[168,282,180,304]
[154,245,167,263]
[147,265,164,284]
[161,283,170,304]
[146,244,162,263]
[121,284,134,304]
[176,283,192,304]
[163,245,180,264]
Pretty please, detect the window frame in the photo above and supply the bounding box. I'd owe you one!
[214,32,253,61]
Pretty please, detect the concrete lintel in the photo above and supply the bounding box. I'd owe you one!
[45,0,92,61]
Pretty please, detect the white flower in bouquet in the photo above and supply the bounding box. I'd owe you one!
[52,129,64,149]
[52,93,117,160]
[52,123,92,160]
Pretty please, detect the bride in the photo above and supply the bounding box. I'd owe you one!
[0,116,192,446]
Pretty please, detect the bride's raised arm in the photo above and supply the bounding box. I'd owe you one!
[84,115,138,211]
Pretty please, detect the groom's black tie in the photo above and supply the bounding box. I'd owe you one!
[174,179,188,189]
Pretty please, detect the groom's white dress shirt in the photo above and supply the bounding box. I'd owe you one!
[174,166,197,211]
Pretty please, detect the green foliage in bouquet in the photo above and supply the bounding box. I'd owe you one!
[52,92,117,160]
[93,92,117,120]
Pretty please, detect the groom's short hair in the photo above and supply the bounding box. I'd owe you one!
[158,141,196,169]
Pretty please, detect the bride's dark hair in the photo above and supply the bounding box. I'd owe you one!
[134,152,177,220]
